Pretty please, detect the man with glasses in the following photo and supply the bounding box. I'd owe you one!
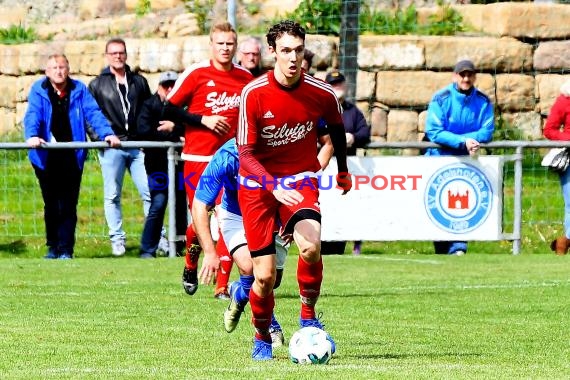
[237,37,264,78]
[89,38,154,257]
[424,59,495,255]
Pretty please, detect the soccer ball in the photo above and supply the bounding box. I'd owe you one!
[288,326,333,365]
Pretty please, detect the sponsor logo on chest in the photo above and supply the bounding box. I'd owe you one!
[261,121,314,147]
[205,91,240,114]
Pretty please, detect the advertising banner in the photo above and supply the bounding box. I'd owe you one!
[320,156,503,241]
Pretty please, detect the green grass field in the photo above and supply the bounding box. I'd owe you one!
[2,253,570,379]
[1,148,570,378]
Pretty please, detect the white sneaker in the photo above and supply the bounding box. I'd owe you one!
[111,241,126,256]
[451,250,465,256]
[269,327,285,349]
[157,236,170,256]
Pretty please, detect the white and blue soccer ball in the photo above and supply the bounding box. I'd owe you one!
[288,326,333,365]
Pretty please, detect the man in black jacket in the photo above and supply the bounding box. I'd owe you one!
[325,71,371,156]
[136,71,189,258]
[89,37,155,257]
[326,71,371,255]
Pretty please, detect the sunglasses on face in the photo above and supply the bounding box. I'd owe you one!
[457,71,475,78]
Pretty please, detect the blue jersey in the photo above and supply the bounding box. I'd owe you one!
[194,138,241,216]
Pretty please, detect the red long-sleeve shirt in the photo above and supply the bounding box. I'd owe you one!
[544,94,570,141]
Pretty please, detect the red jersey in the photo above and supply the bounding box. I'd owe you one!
[167,60,253,158]
[237,71,343,180]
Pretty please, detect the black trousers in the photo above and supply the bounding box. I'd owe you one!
[33,151,82,255]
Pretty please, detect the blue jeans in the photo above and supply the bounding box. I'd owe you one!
[98,148,151,243]
[140,189,167,256]
[560,168,570,238]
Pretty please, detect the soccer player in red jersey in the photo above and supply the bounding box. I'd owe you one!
[236,20,352,360]
[167,21,253,298]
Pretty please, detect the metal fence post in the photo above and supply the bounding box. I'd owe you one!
[512,146,523,255]
[167,146,177,258]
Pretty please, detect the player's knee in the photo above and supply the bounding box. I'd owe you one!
[298,241,320,263]
[255,269,276,291]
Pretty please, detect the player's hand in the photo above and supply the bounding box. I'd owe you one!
[198,251,220,285]
[104,135,122,148]
[201,115,231,135]
[26,136,46,148]
[156,120,175,133]
[336,172,352,195]
[272,188,304,206]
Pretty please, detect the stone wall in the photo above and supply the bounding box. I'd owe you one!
[2,2,570,144]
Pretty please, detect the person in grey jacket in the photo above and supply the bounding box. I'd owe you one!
[24,54,121,259]
[88,37,155,257]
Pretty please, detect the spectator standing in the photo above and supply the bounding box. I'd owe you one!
[136,71,187,258]
[424,59,495,256]
[24,54,121,259]
[237,20,352,361]
[166,21,253,298]
[89,37,154,257]
[543,80,570,255]
[325,70,371,255]
[237,37,265,77]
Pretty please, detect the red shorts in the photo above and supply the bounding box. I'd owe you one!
[183,161,208,208]
[183,161,221,208]
[238,178,320,253]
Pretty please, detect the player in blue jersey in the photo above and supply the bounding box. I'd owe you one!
[193,135,333,348]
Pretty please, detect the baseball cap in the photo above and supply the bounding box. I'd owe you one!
[325,71,346,85]
[159,71,178,85]
[453,60,476,73]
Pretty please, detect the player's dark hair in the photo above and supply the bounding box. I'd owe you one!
[266,20,306,49]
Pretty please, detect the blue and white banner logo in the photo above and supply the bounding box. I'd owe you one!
[424,163,492,234]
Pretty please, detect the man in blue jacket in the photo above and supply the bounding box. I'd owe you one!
[424,59,495,255]
[24,54,121,259]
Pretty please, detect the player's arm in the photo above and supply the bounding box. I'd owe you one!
[162,102,230,136]
[193,159,225,285]
[328,121,351,194]
[317,134,334,170]
[192,199,218,285]
[323,91,352,193]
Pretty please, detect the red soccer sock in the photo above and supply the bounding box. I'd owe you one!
[215,233,233,293]
[297,256,323,320]
[249,289,274,342]
[185,224,200,270]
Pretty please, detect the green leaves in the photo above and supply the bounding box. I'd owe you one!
[0,24,37,45]
[284,0,465,36]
